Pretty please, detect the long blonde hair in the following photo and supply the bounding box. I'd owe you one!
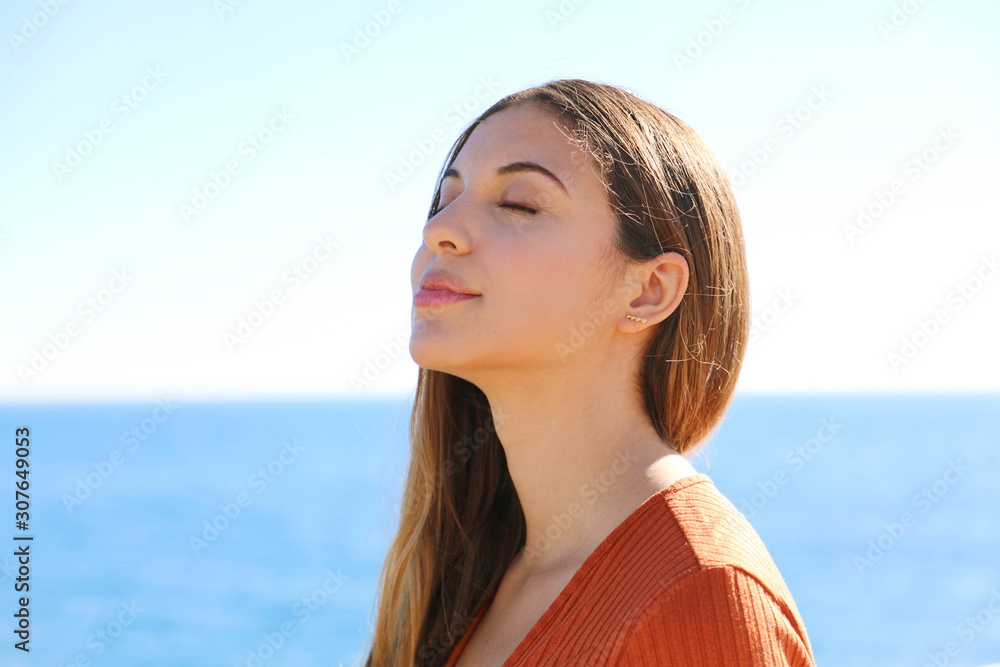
[362,78,751,666]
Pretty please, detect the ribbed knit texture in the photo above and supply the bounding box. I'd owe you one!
[443,473,816,666]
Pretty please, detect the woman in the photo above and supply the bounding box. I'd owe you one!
[362,78,817,666]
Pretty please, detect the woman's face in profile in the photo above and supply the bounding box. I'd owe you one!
[410,103,625,375]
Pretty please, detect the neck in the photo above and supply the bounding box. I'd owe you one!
[472,362,697,577]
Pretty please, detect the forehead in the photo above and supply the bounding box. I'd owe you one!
[448,103,600,191]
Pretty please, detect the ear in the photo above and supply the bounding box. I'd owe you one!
[619,251,689,330]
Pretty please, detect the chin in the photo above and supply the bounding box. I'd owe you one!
[409,336,457,374]
[411,337,492,384]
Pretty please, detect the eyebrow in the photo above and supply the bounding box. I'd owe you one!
[442,161,569,195]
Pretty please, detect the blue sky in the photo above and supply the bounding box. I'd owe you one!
[1,0,998,401]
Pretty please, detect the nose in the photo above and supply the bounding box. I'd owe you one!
[422,195,473,255]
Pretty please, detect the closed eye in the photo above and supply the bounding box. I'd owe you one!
[499,203,537,215]
[428,201,538,218]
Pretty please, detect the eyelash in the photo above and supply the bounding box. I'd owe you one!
[498,203,538,215]
[431,202,538,216]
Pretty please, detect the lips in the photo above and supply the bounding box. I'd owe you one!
[418,273,480,295]
[414,272,480,308]
[413,288,479,308]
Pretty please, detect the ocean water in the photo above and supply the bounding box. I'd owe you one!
[0,394,996,666]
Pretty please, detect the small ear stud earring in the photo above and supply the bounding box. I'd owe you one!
[626,314,647,323]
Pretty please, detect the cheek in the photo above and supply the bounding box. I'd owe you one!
[488,241,596,326]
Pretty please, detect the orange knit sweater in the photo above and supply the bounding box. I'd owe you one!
[443,473,816,666]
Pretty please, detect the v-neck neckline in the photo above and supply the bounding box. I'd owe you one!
[455,472,710,666]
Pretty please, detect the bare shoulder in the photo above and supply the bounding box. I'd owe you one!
[647,450,701,491]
